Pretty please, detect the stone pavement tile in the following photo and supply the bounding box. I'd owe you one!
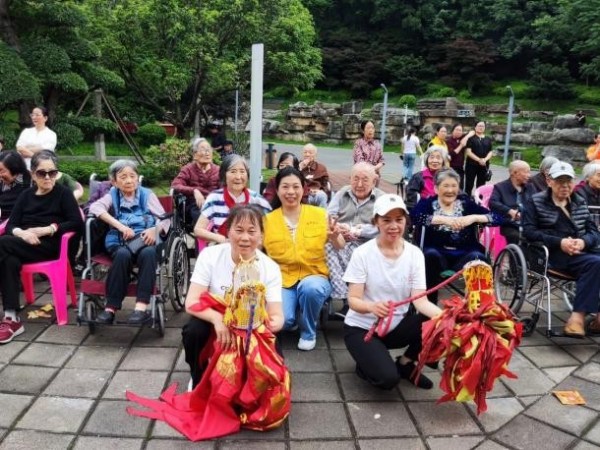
[0,430,4,441]
[560,344,599,363]
[519,345,579,368]
[501,367,555,396]
[146,439,215,449]
[166,371,191,394]
[517,395,541,407]
[583,419,600,445]
[486,380,512,398]
[331,350,354,373]
[173,349,187,372]
[426,436,484,450]
[72,436,143,450]
[290,440,356,450]
[103,370,169,399]
[12,343,76,367]
[324,325,346,349]
[468,397,524,432]
[285,349,333,372]
[574,362,600,384]
[220,442,286,450]
[525,395,597,435]
[291,372,341,402]
[407,402,481,436]
[0,430,75,450]
[358,438,425,450]
[573,441,600,450]
[163,311,191,328]
[43,368,111,398]
[543,366,577,383]
[279,330,327,350]
[0,393,33,427]
[288,402,351,439]
[66,346,127,370]
[16,396,94,433]
[133,327,182,347]
[505,350,539,371]
[35,324,89,345]
[229,426,286,441]
[347,401,418,438]
[338,372,401,401]
[0,341,27,363]
[474,440,510,449]
[84,400,150,437]
[0,365,57,394]
[151,421,187,439]
[84,326,139,346]
[398,372,443,401]
[119,347,178,371]
[492,415,576,449]
[516,331,552,347]
[12,322,47,342]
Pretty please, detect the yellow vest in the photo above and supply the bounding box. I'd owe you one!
[263,205,329,288]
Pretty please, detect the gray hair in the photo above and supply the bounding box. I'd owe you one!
[351,161,377,179]
[539,156,558,174]
[583,162,600,180]
[509,160,530,174]
[219,154,249,185]
[109,159,138,180]
[31,149,58,172]
[434,168,461,186]
[191,137,211,153]
[424,145,449,167]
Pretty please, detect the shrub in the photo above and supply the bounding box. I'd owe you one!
[386,55,431,93]
[59,160,112,184]
[65,116,118,140]
[458,89,471,99]
[145,139,192,181]
[577,87,600,106]
[434,86,456,97]
[528,61,575,99]
[53,122,84,150]
[0,122,17,149]
[136,123,167,148]
[398,95,417,108]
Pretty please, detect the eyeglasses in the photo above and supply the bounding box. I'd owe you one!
[34,169,59,179]
[29,113,43,118]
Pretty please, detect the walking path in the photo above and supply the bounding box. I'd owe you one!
[1,145,598,449]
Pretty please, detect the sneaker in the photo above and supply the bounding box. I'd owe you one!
[96,310,115,324]
[297,338,316,351]
[127,310,151,325]
[396,359,433,390]
[0,318,25,344]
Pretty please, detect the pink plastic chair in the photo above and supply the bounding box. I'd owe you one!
[21,231,77,326]
[196,220,214,255]
[473,184,507,259]
[0,220,7,235]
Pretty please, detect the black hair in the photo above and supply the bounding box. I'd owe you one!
[450,123,463,132]
[434,124,447,133]
[31,149,58,172]
[270,166,306,210]
[0,150,28,177]
[277,152,299,170]
[225,204,265,235]
[360,120,374,133]
[33,106,49,117]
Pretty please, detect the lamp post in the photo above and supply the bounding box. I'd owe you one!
[503,85,514,166]
[380,83,388,152]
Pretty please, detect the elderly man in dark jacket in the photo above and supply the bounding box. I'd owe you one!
[523,161,600,337]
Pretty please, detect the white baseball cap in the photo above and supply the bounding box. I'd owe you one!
[372,194,409,217]
[548,161,575,179]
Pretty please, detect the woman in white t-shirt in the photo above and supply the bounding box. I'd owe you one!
[343,194,442,390]
[16,106,57,170]
[400,127,422,180]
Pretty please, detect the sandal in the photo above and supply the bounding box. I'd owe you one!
[586,319,600,336]
[564,317,585,338]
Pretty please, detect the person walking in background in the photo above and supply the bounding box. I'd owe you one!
[16,106,57,170]
[400,127,422,180]
[353,120,385,179]
[464,121,493,195]
[446,123,474,190]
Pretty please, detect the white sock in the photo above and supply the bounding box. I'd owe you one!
[4,310,18,321]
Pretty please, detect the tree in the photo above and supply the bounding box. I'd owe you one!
[83,0,322,135]
[528,60,575,100]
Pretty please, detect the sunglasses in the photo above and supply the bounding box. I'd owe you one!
[35,169,59,179]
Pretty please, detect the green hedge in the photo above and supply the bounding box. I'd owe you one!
[59,159,164,187]
[136,123,167,147]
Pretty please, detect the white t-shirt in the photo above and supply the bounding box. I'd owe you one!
[343,238,426,330]
[402,135,420,155]
[16,126,57,170]
[190,243,282,303]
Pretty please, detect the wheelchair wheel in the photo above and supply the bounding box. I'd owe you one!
[86,301,97,335]
[493,244,527,314]
[168,236,190,312]
[155,300,165,337]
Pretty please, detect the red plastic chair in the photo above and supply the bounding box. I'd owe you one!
[20,231,77,326]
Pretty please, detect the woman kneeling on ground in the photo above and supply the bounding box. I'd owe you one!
[343,194,442,389]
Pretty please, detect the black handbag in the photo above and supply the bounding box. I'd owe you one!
[485,169,493,182]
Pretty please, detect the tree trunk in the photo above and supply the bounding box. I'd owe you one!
[0,0,20,49]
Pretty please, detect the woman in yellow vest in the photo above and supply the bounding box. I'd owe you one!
[263,167,344,351]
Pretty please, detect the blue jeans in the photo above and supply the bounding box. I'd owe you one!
[403,153,417,180]
[282,275,331,341]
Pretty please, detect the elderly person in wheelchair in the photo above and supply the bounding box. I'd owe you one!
[410,168,502,304]
[523,161,600,337]
[574,162,600,208]
[89,160,169,325]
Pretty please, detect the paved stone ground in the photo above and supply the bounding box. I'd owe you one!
[2,147,598,449]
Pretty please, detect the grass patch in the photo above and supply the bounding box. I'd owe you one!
[57,141,142,157]
[491,146,543,168]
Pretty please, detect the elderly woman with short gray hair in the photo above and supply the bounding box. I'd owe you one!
[89,159,170,325]
[194,154,271,244]
[406,145,449,210]
[410,168,502,304]
[171,138,220,225]
[574,162,600,209]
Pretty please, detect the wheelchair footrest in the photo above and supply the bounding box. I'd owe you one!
[546,326,586,339]
[81,280,159,297]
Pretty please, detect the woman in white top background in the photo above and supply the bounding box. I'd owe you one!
[16,106,57,170]
[400,127,423,180]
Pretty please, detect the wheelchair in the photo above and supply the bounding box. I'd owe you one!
[76,193,190,335]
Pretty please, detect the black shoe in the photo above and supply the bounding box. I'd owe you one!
[96,310,115,324]
[334,304,349,320]
[127,310,151,325]
[396,359,433,390]
[426,361,440,370]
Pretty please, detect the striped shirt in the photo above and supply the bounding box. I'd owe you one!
[200,188,271,232]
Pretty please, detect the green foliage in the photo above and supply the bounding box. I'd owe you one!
[398,95,417,109]
[0,43,40,108]
[575,85,600,106]
[385,55,432,93]
[0,123,18,149]
[53,123,84,150]
[145,139,191,181]
[21,38,72,74]
[492,82,532,99]
[432,86,457,98]
[47,72,88,93]
[136,123,167,148]
[458,90,471,100]
[65,116,118,139]
[59,160,112,184]
[528,61,575,99]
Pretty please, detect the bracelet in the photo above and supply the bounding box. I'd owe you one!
[49,223,58,236]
